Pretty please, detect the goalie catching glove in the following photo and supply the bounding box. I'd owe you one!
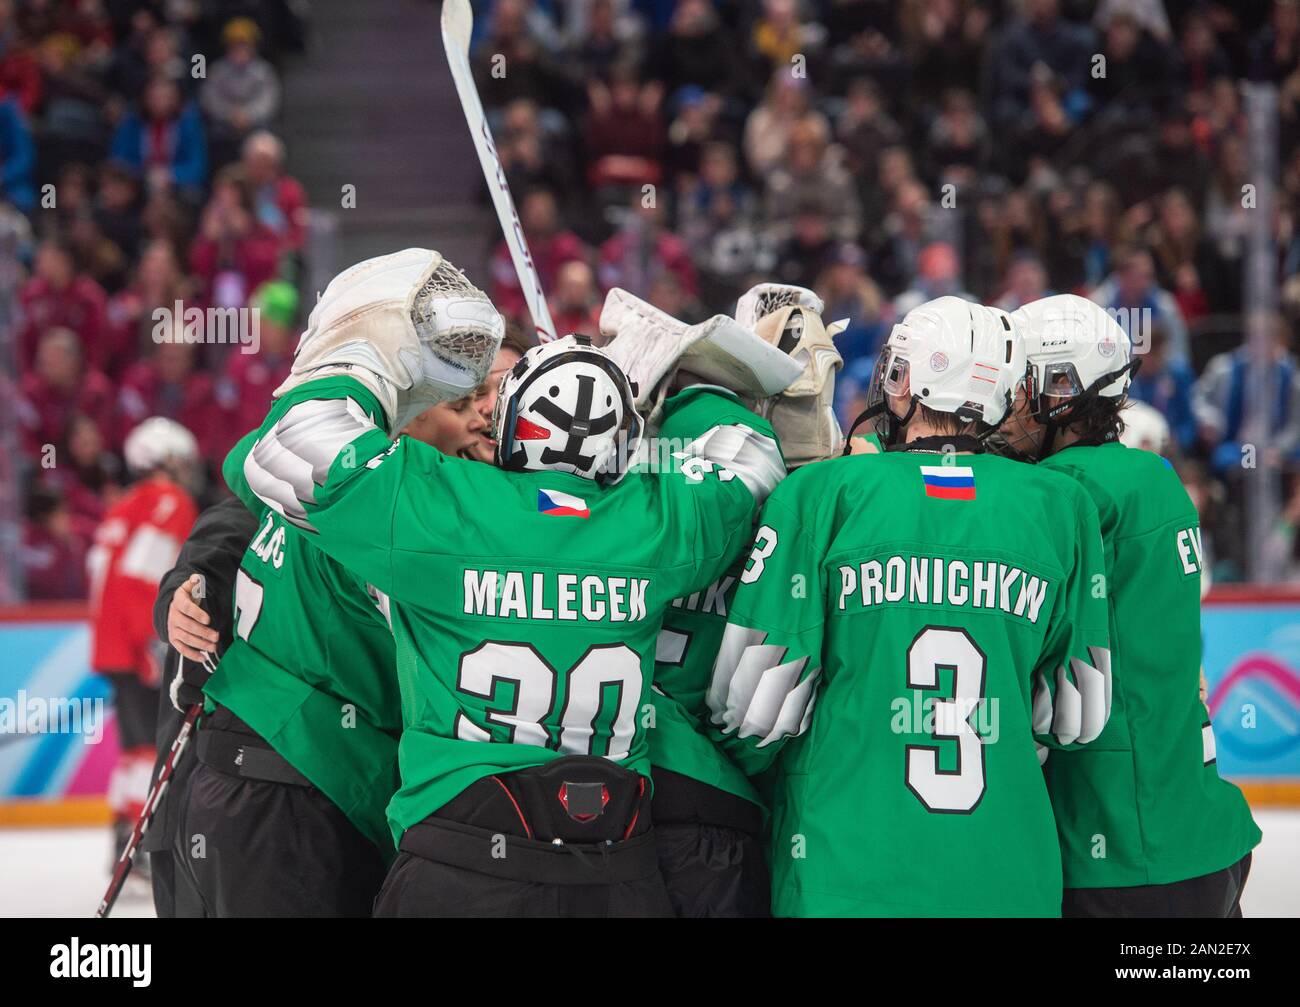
[735,283,848,466]
[598,287,802,427]
[276,248,504,433]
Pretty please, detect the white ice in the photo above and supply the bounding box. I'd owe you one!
[2,811,1298,917]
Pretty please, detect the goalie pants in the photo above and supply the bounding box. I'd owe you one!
[373,756,674,918]
[1062,853,1253,918]
[172,710,387,917]
[651,769,771,918]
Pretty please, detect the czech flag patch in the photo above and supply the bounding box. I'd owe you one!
[920,465,976,500]
[538,489,590,518]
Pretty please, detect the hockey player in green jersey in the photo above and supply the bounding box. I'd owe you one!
[1002,294,1260,917]
[633,282,845,917]
[175,251,507,917]
[225,249,793,917]
[707,296,1113,917]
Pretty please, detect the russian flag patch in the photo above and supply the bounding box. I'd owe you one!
[920,465,976,500]
[538,489,590,518]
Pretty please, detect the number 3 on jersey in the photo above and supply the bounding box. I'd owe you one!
[454,642,642,759]
[904,626,988,814]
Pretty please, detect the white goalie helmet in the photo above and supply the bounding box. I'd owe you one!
[1010,294,1133,422]
[862,295,1023,443]
[123,416,199,475]
[493,334,644,485]
[280,248,504,433]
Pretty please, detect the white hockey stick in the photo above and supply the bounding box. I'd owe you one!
[441,0,558,343]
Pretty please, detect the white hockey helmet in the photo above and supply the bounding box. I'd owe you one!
[859,296,1023,444]
[1011,294,1133,423]
[493,334,644,485]
[1119,399,1171,455]
[123,417,199,475]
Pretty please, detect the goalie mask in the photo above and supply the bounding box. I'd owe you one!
[493,335,644,485]
[280,248,504,434]
[1001,294,1136,460]
[750,301,846,465]
[853,296,1023,447]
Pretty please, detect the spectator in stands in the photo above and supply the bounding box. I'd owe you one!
[1147,187,1221,321]
[16,326,115,460]
[744,71,818,181]
[201,18,281,166]
[93,160,144,266]
[1249,0,1300,84]
[871,178,942,296]
[750,0,822,80]
[651,0,750,100]
[241,130,307,257]
[772,198,836,290]
[566,0,638,82]
[42,411,120,534]
[1087,8,1174,129]
[598,192,697,301]
[1129,318,1198,455]
[106,239,193,375]
[1176,11,1232,97]
[1091,245,1191,363]
[0,1,42,114]
[20,484,88,601]
[490,186,588,322]
[547,260,601,339]
[189,165,281,309]
[0,93,33,210]
[473,0,569,112]
[216,279,298,453]
[111,75,208,197]
[986,0,1096,127]
[815,241,888,367]
[763,114,861,243]
[18,239,108,371]
[993,251,1051,312]
[35,29,108,149]
[584,62,666,190]
[835,77,902,185]
[679,140,758,262]
[924,87,986,190]
[663,84,724,185]
[894,240,974,316]
[1192,314,1300,476]
[118,340,222,459]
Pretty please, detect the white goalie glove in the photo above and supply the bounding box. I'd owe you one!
[276,248,504,434]
[737,283,847,466]
[598,287,802,427]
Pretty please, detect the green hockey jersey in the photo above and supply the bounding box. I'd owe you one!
[224,377,783,844]
[202,500,402,856]
[1040,441,1260,888]
[709,449,1112,917]
[652,564,761,807]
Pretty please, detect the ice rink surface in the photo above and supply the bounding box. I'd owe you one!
[1,810,1297,918]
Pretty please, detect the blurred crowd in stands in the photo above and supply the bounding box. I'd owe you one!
[471,0,1300,583]
[8,0,1300,599]
[4,0,307,601]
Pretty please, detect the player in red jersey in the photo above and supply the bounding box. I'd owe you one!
[88,417,200,866]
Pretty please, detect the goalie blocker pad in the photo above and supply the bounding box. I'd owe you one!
[599,288,801,423]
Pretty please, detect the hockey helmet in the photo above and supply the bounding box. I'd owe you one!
[857,296,1023,445]
[493,335,644,485]
[123,417,200,475]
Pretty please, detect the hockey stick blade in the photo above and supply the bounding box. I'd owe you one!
[441,0,557,343]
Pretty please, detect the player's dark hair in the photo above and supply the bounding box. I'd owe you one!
[1059,394,1126,446]
[915,403,994,440]
[500,320,534,358]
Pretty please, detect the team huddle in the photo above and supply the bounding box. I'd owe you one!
[148,247,1258,918]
